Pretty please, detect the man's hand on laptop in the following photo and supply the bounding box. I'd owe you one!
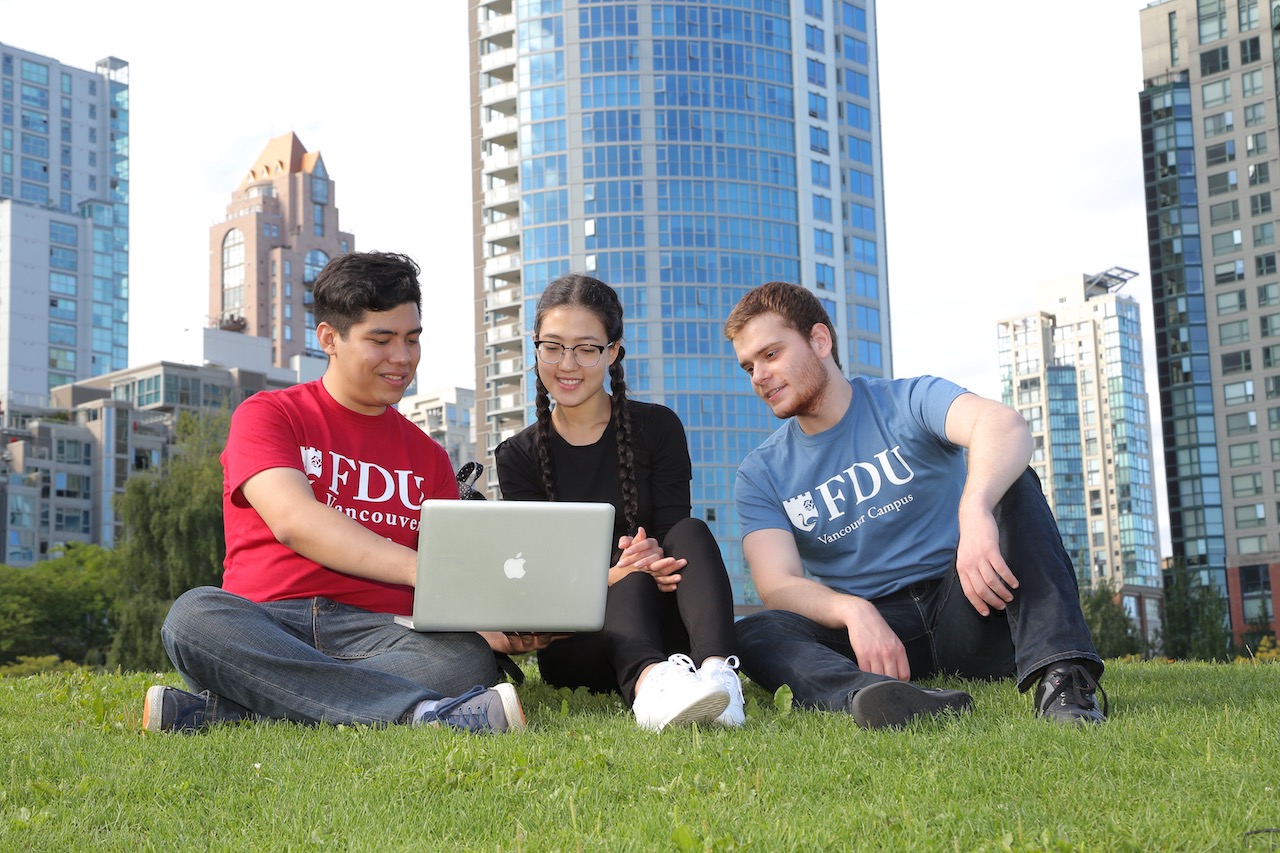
[482,631,570,655]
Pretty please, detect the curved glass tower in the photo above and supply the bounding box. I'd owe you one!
[471,0,889,605]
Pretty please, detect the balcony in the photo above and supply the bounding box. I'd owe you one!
[481,81,518,115]
[483,182,521,215]
[481,114,518,146]
[478,12,515,42]
[480,46,516,75]
[484,251,522,282]
[484,217,520,248]
[482,148,519,182]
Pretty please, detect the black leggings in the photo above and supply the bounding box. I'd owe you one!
[536,517,737,704]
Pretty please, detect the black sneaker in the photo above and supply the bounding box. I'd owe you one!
[848,680,974,729]
[143,685,245,733]
[418,684,526,734]
[1034,662,1108,724]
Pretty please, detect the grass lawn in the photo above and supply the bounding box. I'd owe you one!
[2,660,1279,851]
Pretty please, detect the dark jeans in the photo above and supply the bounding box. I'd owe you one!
[735,469,1102,712]
[538,517,737,704]
[162,587,500,725]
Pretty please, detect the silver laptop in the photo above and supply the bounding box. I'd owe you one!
[395,500,614,632]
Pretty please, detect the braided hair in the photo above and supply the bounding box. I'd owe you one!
[531,274,639,533]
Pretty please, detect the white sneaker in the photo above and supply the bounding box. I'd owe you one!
[699,655,745,727]
[632,653,730,732]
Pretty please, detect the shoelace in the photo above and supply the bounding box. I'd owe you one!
[667,653,698,675]
[428,685,492,730]
[1052,668,1110,716]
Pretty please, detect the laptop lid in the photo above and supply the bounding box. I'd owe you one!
[397,500,614,632]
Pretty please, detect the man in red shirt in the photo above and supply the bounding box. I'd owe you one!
[143,252,523,734]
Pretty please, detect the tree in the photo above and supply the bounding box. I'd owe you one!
[108,409,230,671]
[1159,560,1232,661]
[1079,580,1143,659]
[0,543,115,666]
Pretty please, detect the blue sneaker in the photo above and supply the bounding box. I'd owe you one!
[143,685,244,733]
[418,684,526,734]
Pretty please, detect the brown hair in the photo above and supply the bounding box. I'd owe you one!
[724,281,842,369]
[531,273,639,533]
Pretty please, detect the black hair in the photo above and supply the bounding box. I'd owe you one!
[312,251,422,337]
[531,273,638,533]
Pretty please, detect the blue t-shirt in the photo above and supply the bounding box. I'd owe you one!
[735,376,969,600]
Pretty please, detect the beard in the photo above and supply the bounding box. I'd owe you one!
[765,350,831,420]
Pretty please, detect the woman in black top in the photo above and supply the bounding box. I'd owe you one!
[495,273,744,731]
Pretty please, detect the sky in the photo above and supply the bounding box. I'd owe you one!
[2,0,1166,541]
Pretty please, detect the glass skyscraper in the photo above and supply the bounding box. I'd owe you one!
[1139,0,1278,643]
[0,43,129,411]
[470,0,889,604]
[997,271,1163,641]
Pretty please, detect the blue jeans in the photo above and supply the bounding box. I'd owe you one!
[735,469,1103,712]
[161,587,499,725]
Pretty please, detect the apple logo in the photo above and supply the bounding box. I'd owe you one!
[503,552,527,580]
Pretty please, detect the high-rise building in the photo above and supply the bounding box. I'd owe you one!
[207,132,355,369]
[1139,0,1279,643]
[997,269,1163,640]
[0,43,129,413]
[399,387,478,472]
[469,0,890,603]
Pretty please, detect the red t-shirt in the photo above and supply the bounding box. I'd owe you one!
[220,380,458,614]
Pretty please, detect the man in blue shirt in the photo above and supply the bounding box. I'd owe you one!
[725,282,1106,728]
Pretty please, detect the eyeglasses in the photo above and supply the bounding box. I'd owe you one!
[532,340,614,367]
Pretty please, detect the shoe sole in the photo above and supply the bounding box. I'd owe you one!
[655,687,731,732]
[143,685,168,732]
[850,681,973,730]
[493,683,527,733]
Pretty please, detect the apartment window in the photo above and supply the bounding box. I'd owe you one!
[1229,442,1261,466]
[1245,102,1267,126]
[1207,169,1238,195]
[1222,350,1253,374]
[806,58,826,87]
[1225,380,1256,405]
[1201,46,1230,75]
[1216,260,1246,282]
[804,0,823,18]
[1199,1,1227,43]
[1218,289,1247,314]
[1233,472,1264,496]
[1270,406,1280,429]
[1259,282,1280,305]
[1235,504,1266,528]
[1251,191,1272,216]
[805,24,824,52]
[1238,535,1269,554]
[1258,254,1277,276]
[1264,344,1280,368]
[1213,229,1244,255]
[1204,110,1235,137]
[1207,140,1236,165]
[1202,79,1231,108]
[812,195,832,222]
[807,92,828,120]
[811,160,831,188]
[1257,223,1276,247]
[1210,199,1240,224]
[1262,313,1280,337]
[1242,69,1265,98]
[1268,375,1280,399]
[809,126,829,154]
[1226,410,1258,434]
[1220,319,1250,344]
[1250,162,1270,186]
